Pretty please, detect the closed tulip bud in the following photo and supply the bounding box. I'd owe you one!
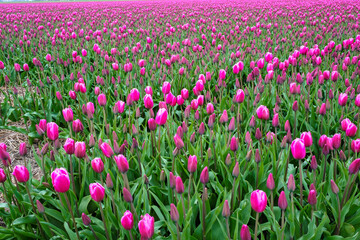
[225,153,232,166]
[106,173,113,189]
[332,133,341,149]
[266,173,275,190]
[228,155,239,175]
[338,93,348,106]
[254,149,261,163]
[256,105,270,120]
[148,118,157,131]
[272,114,279,127]
[169,172,175,188]
[91,158,104,173]
[189,133,197,145]
[115,154,129,173]
[12,165,30,182]
[89,134,95,148]
[173,134,184,149]
[19,142,27,156]
[284,120,291,132]
[175,176,184,194]
[310,156,317,170]
[330,179,339,194]
[82,213,91,226]
[319,103,326,115]
[308,190,317,206]
[51,168,70,192]
[230,137,238,152]
[72,119,84,133]
[200,167,209,184]
[250,190,267,213]
[188,155,198,173]
[122,187,133,202]
[287,174,296,192]
[222,200,230,218]
[219,110,229,123]
[278,191,288,210]
[36,200,44,214]
[291,138,306,159]
[255,128,262,140]
[339,150,346,161]
[98,94,107,106]
[292,101,298,111]
[41,143,49,156]
[240,224,251,240]
[46,122,59,141]
[349,158,360,174]
[170,204,179,222]
[89,183,105,202]
[228,117,235,131]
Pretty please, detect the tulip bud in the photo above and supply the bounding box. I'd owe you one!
[106,173,113,189]
[232,162,240,178]
[287,174,295,192]
[266,173,275,190]
[240,224,251,240]
[225,153,232,166]
[330,179,339,194]
[19,142,27,156]
[170,203,179,222]
[200,167,209,184]
[175,176,184,194]
[82,213,91,226]
[222,200,230,218]
[278,191,288,210]
[36,200,45,214]
[308,190,317,206]
[123,187,133,202]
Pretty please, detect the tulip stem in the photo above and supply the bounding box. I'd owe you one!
[41,155,47,183]
[181,194,186,222]
[335,194,341,235]
[230,178,236,212]
[188,173,192,210]
[212,141,217,171]
[69,155,76,196]
[78,157,82,185]
[345,175,357,203]
[284,146,290,182]
[130,202,139,222]
[299,159,303,206]
[256,163,259,189]
[176,222,181,240]
[270,190,274,213]
[202,185,206,240]
[254,212,259,240]
[226,217,231,240]
[64,193,80,240]
[200,136,203,163]
[158,126,161,168]
[110,189,117,220]
[129,230,134,240]
[99,202,110,240]
[25,183,42,230]
[89,225,99,240]
[281,210,285,240]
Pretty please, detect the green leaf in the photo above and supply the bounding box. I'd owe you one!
[12,215,37,226]
[64,222,77,240]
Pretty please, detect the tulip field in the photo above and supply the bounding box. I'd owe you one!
[1,0,360,239]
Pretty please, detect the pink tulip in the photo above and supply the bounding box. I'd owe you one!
[143,94,154,109]
[130,88,140,102]
[240,224,251,240]
[89,183,105,202]
[308,190,317,206]
[64,138,75,155]
[0,168,6,183]
[349,159,360,174]
[181,88,189,100]
[341,118,351,131]
[175,176,184,194]
[121,210,134,230]
[114,154,129,173]
[256,105,270,120]
[98,94,107,106]
[338,93,348,106]
[235,89,245,103]
[100,142,114,158]
[155,108,168,125]
[300,132,313,147]
[12,165,29,183]
[291,138,306,159]
[51,168,70,192]
[145,86,153,96]
[46,122,59,141]
[250,190,267,213]
[219,69,226,80]
[200,167,209,184]
[278,191,288,210]
[74,142,86,158]
[138,214,154,240]
[91,158,104,173]
[162,81,171,95]
[346,123,357,137]
[188,155,198,173]
[266,173,275,190]
[19,142,27,156]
